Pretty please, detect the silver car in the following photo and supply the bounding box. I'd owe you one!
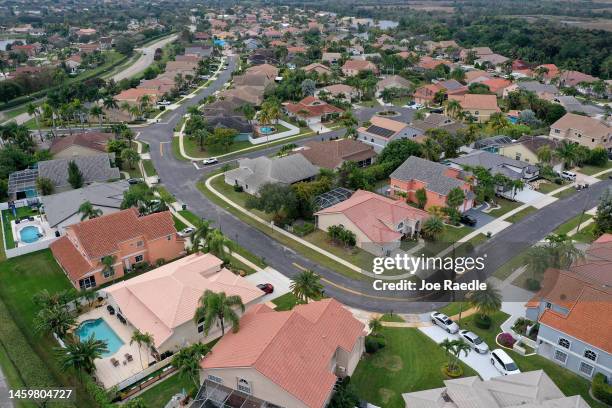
[459,330,489,354]
[430,311,459,334]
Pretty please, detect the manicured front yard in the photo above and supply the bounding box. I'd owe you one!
[487,198,522,217]
[553,187,577,199]
[352,327,478,408]
[182,134,253,158]
[577,161,612,176]
[537,182,563,194]
[553,213,593,236]
[137,372,195,408]
[380,313,405,322]
[421,225,472,256]
[459,312,606,408]
[272,292,300,311]
[302,230,376,272]
[438,302,470,317]
[505,206,537,223]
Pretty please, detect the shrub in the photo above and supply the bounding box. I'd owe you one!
[293,222,315,237]
[526,278,541,291]
[498,332,516,347]
[554,177,563,185]
[233,184,243,192]
[365,335,386,353]
[474,314,491,329]
[159,105,166,111]
[593,373,612,405]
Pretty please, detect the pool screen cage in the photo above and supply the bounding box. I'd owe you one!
[313,187,353,211]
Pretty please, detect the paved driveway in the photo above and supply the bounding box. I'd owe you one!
[512,188,546,204]
[464,207,496,229]
[419,326,502,380]
[245,267,292,304]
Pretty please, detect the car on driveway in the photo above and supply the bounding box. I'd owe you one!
[459,330,489,354]
[127,178,144,185]
[177,227,195,237]
[405,101,423,109]
[491,349,520,375]
[202,157,218,165]
[460,214,477,227]
[430,311,459,334]
[256,283,274,294]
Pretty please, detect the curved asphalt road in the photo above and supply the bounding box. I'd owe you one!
[110,34,179,82]
[139,54,612,313]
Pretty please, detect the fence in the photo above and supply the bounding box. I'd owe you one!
[117,361,176,397]
[248,120,300,145]
[5,238,57,258]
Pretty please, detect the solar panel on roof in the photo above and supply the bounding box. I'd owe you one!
[365,125,395,138]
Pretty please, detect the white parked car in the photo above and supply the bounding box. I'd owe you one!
[560,170,577,181]
[405,101,423,109]
[202,157,218,165]
[459,330,489,354]
[158,100,171,106]
[430,311,459,334]
[178,227,195,237]
[491,349,521,376]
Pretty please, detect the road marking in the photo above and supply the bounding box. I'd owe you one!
[159,142,164,157]
[292,262,308,271]
[193,162,200,170]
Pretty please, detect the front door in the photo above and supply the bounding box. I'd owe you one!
[124,258,131,272]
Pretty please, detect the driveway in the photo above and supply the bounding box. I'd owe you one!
[245,267,292,304]
[419,326,502,380]
[464,207,496,229]
[512,188,546,204]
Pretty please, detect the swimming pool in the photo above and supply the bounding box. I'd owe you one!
[259,126,275,134]
[19,225,41,243]
[76,319,124,357]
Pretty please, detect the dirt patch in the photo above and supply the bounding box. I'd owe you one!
[379,388,395,404]
[372,354,404,372]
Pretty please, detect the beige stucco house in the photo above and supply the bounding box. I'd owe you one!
[549,113,612,151]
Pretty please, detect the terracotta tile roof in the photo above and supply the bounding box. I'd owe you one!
[303,63,332,74]
[115,88,163,102]
[284,97,343,118]
[342,59,377,72]
[448,93,500,111]
[201,299,365,408]
[103,253,264,348]
[298,139,376,169]
[68,208,177,259]
[315,190,429,243]
[49,132,113,155]
[50,236,93,281]
[418,56,451,70]
[480,78,512,93]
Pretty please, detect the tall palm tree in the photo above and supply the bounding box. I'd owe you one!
[121,148,140,170]
[468,283,502,320]
[555,141,578,169]
[27,103,43,141]
[536,145,552,164]
[440,338,471,373]
[172,343,209,388]
[56,336,108,378]
[190,220,211,253]
[421,216,445,241]
[193,290,245,336]
[33,289,76,309]
[102,96,118,124]
[130,330,154,369]
[422,138,441,161]
[290,270,324,303]
[33,305,76,338]
[78,201,102,220]
[90,105,104,128]
[205,228,233,259]
[445,99,462,120]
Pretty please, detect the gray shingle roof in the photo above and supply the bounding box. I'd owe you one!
[449,150,538,180]
[389,156,465,195]
[38,154,121,188]
[517,81,559,95]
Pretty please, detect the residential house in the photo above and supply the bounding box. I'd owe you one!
[198,299,365,408]
[447,94,500,122]
[49,132,113,159]
[316,84,358,102]
[184,46,212,58]
[465,69,494,84]
[296,139,376,170]
[449,149,539,182]
[479,78,512,97]
[303,62,332,76]
[408,113,466,136]
[224,155,318,195]
[50,208,185,291]
[102,253,264,354]
[322,52,342,64]
[498,135,563,172]
[40,180,129,232]
[536,64,560,83]
[115,88,162,106]
[357,115,419,152]
[283,96,343,125]
[416,56,451,71]
[476,53,510,69]
[376,75,413,97]
[423,40,459,54]
[248,49,278,65]
[341,59,378,76]
[548,113,612,150]
[558,70,598,89]
[138,77,176,95]
[244,63,279,80]
[315,189,429,256]
[389,156,474,212]
[403,370,589,408]
[65,55,82,74]
[459,47,493,62]
[553,96,604,118]
[502,81,559,101]
[414,80,467,106]
[77,43,100,54]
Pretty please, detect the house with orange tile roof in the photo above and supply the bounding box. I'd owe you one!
[357,115,420,152]
[303,62,332,76]
[315,190,429,255]
[198,299,365,408]
[341,59,378,77]
[115,88,163,106]
[101,253,264,354]
[536,64,560,83]
[50,208,185,291]
[447,93,500,123]
[283,96,343,125]
[416,56,452,71]
[479,78,513,96]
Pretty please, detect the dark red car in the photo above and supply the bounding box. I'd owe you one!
[256,283,274,294]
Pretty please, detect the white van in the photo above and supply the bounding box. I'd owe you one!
[491,349,521,376]
[561,170,576,181]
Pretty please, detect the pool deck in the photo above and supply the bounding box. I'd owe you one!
[10,215,55,247]
[77,307,151,389]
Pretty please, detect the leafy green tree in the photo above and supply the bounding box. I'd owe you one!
[36,177,55,195]
[301,78,316,96]
[193,290,245,336]
[245,183,299,223]
[121,148,140,169]
[421,216,445,241]
[78,201,102,220]
[171,342,210,388]
[446,187,465,209]
[468,284,502,320]
[290,270,324,303]
[56,336,108,378]
[67,160,84,189]
[415,187,427,209]
[33,305,76,338]
[595,190,612,236]
[377,139,422,169]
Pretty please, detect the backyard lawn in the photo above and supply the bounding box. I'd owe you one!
[352,327,478,408]
[459,312,606,408]
[137,372,195,408]
[1,206,40,250]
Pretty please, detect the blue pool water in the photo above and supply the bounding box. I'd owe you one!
[260,126,275,134]
[76,319,124,357]
[19,226,41,243]
[214,39,226,47]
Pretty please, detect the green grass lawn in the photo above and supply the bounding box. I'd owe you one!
[173,215,187,231]
[380,313,405,322]
[182,134,253,158]
[553,213,593,236]
[1,206,40,249]
[421,226,472,256]
[178,210,204,226]
[391,97,411,107]
[137,372,195,408]
[537,182,564,194]
[577,161,612,176]
[122,162,143,179]
[553,187,577,199]
[352,328,478,408]
[358,99,380,108]
[506,206,537,223]
[571,222,598,243]
[492,249,529,280]
[0,250,96,407]
[272,292,300,311]
[142,159,158,177]
[302,230,376,272]
[210,176,274,222]
[487,198,523,218]
[156,186,177,203]
[459,312,606,408]
[439,302,470,317]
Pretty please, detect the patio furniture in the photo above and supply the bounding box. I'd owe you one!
[107,305,115,315]
[125,353,133,362]
[111,358,120,367]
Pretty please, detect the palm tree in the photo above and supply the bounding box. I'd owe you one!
[78,201,102,220]
[121,148,140,170]
[90,105,104,128]
[33,305,76,338]
[172,342,209,388]
[440,338,471,374]
[56,335,108,378]
[555,141,579,169]
[290,270,324,303]
[368,317,383,336]
[204,228,233,259]
[421,216,445,241]
[468,283,502,320]
[413,109,426,121]
[101,255,116,279]
[27,103,43,141]
[536,145,552,164]
[190,220,211,252]
[193,290,245,336]
[33,289,76,309]
[487,112,509,132]
[445,99,462,120]
[422,138,441,161]
[102,96,118,124]
[130,330,154,369]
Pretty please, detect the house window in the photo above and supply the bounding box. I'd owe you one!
[237,378,251,394]
[554,349,568,364]
[579,362,594,377]
[197,318,205,333]
[103,267,114,279]
[584,350,597,361]
[136,241,144,247]
[207,374,223,384]
[558,338,570,349]
[554,129,560,133]
[135,255,144,263]
[79,276,96,290]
